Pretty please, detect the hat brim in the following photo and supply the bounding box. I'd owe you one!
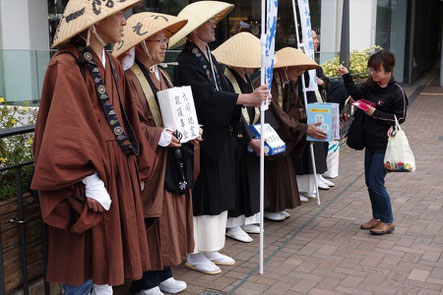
[52,0,141,48]
[168,1,234,49]
[274,47,319,70]
[112,12,187,58]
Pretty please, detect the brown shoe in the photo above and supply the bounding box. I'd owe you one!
[360,218,380,230]
[370,222,395,235]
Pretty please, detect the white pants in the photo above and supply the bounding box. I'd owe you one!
[226,213,260,228]
[193,211,228,253]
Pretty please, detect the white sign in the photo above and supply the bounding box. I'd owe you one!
[157,86,200,143]
[298,0,318,91]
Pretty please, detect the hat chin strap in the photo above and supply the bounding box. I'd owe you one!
[87,25,107,47]
[141,40,158,74]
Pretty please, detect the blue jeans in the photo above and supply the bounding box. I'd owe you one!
[364,149,393,223]
[62,280,93,295]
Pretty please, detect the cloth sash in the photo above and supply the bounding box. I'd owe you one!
[224,68,260,125]
[131,61,164,127]
[274,71,284,109]
[186,41,222,90]
[76,45,139,156]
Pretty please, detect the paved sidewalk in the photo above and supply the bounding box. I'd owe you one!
[116,71,443,295]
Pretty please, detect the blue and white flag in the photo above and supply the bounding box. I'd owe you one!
[265,0,278,91]
[298,0,317,91]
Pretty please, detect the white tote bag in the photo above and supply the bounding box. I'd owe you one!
[384,116,416,172]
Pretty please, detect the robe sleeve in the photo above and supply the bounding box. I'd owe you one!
[32,54,108,232]
[173,51,239,161]
[342,73,369,100]
[266,79,308,156]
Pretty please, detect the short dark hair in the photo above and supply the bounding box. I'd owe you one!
[367,50,395,73]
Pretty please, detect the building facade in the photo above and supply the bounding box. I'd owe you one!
[0,0,440,103]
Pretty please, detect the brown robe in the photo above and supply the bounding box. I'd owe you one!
[126,61,196,270]
[253,70,307,212]
[31,43,156,286]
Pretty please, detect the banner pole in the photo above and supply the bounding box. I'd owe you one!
[292,0,320,205]
[259,0,266,275]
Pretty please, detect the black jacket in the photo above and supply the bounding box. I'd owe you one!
[343,73,408,152]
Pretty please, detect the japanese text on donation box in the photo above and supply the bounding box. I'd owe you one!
[157,86,200,143]
[306,103,340,142]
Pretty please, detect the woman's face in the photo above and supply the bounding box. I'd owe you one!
[369,65,392,83]
[286,66,305,82]
[145,31,168,64]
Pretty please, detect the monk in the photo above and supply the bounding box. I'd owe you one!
[113,12,197,295]
[31,1,155,294]
[171,1,269,274]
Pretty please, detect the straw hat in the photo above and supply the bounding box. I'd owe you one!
[168,1,234,49]
[274,47,318,71]
[52,0,141,48]
[212,32,262,68]
[112,12,188,58]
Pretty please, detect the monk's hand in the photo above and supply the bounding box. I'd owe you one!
[87,198,105,213]
[238,85,271,107]
[316,77,324,87]
[195,127,203,142]
[249,138,268,156]
[167,130,181,148]
[307,122,327,140]
[365,105,375,116]
[337,65,349,76]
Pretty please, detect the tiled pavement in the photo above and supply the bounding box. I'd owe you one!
[115,70,443,295]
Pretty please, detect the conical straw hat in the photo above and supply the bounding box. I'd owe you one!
[168,1,234,49]
[52,0,141,48]
[112,12,187,58]
[274,47,318,71]
[212,32,261,68]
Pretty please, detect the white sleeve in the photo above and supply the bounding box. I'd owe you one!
[81,172,111,211]
[158,128,173,147]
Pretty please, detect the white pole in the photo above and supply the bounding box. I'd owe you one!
[292,0,320,205]
[259,0,266,275]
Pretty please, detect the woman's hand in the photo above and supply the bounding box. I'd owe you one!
[316,77,324,87]
[365,105,375,116]
[337,65,349,76]
[307,122,327,140]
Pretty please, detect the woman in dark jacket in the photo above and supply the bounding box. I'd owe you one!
[337,50,408,235]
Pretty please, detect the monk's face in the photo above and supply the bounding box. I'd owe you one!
[95,11,127,44]
[193,18,216,43]
[145,31,168,64]
[286,66,305,82]
[243,68,254,75]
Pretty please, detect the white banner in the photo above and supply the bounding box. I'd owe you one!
[297,0,317,91]
[265,0,279,90]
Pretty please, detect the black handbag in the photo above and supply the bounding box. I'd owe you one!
[164,143,194,194]
[346,109,365,150]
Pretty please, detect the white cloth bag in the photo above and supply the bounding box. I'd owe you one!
[323,141,340,178]
[384,116,415,172]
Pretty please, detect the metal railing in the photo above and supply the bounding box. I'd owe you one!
[0,125,49,295]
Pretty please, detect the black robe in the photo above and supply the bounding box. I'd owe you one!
[294,67,329,175]
[173,41,240,216]
[225,68,276,217]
